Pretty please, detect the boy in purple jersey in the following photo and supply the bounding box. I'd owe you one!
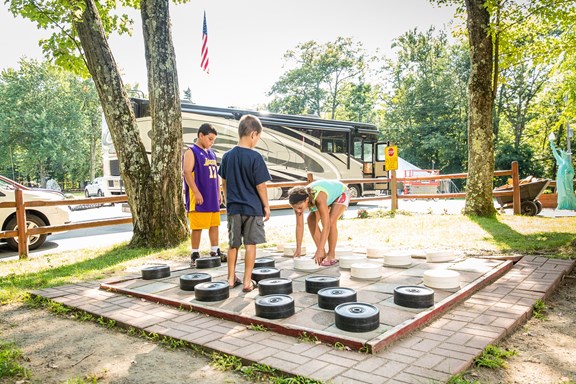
[219,115,271,292]
[183,123,224,266]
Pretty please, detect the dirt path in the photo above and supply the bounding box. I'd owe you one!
[1,273,575,384]
[0,304,252,384]
[466,273,576,384]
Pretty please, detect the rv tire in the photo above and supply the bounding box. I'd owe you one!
[348,185,361,198]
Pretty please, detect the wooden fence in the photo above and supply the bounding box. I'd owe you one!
[1,162,522,259]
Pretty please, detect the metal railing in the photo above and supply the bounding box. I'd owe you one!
[1,162,522,259]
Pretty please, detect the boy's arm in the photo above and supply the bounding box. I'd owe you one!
[218,175,223,206]
[183,148,203,205]
[256,182,270,221]
[221,179,227,206]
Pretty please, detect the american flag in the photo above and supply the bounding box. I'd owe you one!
[201,11,209,74]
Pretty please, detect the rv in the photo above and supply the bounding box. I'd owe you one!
[102,99,389,198]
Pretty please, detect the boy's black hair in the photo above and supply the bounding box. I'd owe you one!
[238,115,263,137]
[198,123,217,137]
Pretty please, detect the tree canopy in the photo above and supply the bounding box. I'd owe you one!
[7,0,188,248]
[380,28,469,176]
[0,59,100,187]
[268,37,378,121]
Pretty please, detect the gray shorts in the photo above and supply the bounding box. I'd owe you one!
[227,215,266,248]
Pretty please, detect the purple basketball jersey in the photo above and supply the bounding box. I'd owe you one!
[184,144,220,212]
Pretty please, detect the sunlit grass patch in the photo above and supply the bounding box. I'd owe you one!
[474,344,517,369]
[0,340,31,381]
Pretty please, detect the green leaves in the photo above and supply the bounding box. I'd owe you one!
[382,28,469,173]
[6,0,135,76]
[268,37,374,120]
[0,59,100,185]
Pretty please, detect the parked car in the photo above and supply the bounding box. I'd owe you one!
[0,175,67,198]
[0,176,71,250]
[84,177,124,197]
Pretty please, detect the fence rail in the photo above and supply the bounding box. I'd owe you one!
[1,162,526,259]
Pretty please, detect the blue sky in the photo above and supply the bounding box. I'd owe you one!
[1,1,456,109]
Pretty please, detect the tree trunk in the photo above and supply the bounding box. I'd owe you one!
[39,163,46,188]
[140,0,188,246]
[464,0,497,216]
[74,0,187,247]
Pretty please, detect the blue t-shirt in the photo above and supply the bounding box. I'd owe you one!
[218,146,271,216]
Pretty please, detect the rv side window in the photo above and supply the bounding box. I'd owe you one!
[363,142,373,162]
[376,143,386,162]
[353,140,363,160]
[109,160,121,177]
[321,134,346,154]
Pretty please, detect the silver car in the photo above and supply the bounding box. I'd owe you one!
[0,176,71,250]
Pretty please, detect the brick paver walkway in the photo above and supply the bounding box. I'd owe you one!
[32,256,574,383]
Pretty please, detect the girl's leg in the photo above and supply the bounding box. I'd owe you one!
[325,204,347,260]
[307,212,322,249]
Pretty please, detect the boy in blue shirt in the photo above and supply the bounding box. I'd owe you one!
[218,115,271,292]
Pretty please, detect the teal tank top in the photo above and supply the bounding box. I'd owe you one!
[309,180,347,212]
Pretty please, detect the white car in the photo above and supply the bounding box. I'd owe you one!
[84,177,106,197]
[0,176,71,250]
[84,176,124,197]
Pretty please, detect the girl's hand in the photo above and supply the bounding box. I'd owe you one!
[294,246,302,258]
[314,249,326,265]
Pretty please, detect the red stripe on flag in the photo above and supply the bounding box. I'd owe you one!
[201,11,209,74]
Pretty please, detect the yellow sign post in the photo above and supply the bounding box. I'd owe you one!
[385,145,398,171]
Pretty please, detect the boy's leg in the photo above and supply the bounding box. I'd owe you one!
[191,230,202,250]
[242,216,266,291]
[208,212,225,261]
[208,225,218,247]
[188,212,206,265]
[227,214,242,286]
[243,244,256,289]
[227,247,240,287]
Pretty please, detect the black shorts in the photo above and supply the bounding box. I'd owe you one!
[227,214,266,248]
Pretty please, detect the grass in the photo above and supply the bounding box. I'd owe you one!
[247,323,268,332]
[298,332,319,344]
[447,374,480,384]
[0,242,188,304]
[328,212,576,254]
[0,340,32,381]
[533,298,547,320]
[474,344,517,369]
